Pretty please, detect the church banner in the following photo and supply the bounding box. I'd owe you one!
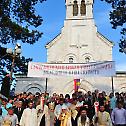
[27,61,116,78]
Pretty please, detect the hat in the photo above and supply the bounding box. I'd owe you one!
[49,102,55,110]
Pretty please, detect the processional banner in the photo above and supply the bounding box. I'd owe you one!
[27,61,116,78]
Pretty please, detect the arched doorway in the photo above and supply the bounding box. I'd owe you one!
[26,87,42,94]
[23,83,44,94]
[64,79,93,94]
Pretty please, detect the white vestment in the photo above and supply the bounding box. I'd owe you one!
[36,104,50,126]
[20,108,37,126]
[77,116,90,126]
[93,111,112,126]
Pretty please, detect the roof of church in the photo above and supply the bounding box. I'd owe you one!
[97,31,114,45]
[45,32,61,49]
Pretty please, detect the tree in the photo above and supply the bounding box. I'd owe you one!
[101,0,126,53]
[0,0,45,92]
[0,0,46,44]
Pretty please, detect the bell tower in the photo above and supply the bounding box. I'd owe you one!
[62,0,96,60]
[65,0,94,20]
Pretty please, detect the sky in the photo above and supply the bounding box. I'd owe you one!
[2,0,126,71]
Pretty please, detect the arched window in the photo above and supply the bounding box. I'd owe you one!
[64,54,77,63]
[69,57,74,63]
[80,0,86,15]
[73,0,78,16]
[85,57,90,63]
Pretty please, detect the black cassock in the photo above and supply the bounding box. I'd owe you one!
[39,114,45,126]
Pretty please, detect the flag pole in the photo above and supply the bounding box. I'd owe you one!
[111,76,114,94]
[45,78,48,94]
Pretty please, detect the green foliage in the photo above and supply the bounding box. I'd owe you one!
[0,0,45,44]
[0,0,45,88]
[101,0,126,53]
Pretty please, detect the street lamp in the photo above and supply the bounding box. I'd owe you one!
[7,43,22,83]
[0,43,21,98]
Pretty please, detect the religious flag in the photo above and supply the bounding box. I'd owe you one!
[74,79,80,92]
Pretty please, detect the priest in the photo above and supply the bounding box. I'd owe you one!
[20,101,37,126]
[36,97,50,126]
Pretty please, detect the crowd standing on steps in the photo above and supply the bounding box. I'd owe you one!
[0,90,126,126]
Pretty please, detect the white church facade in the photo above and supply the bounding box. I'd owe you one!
[15,0,126,95]
[45,0,114,94]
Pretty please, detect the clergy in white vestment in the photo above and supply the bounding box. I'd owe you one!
[77,107,90,126]
[48,102,55,126]
[93,105,112,126]
[36,102,50,126]
[20,101,38,126]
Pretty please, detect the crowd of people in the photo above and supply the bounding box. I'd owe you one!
[0,90,126,126]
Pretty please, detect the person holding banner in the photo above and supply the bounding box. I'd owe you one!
[93,105,112,126]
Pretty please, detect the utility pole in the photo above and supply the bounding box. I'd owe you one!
[111,76,114,94]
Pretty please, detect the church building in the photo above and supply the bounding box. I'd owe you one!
[45,0,114,94]
[15,0,126,95]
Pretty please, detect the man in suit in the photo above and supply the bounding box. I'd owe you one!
[14,101,24,122]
